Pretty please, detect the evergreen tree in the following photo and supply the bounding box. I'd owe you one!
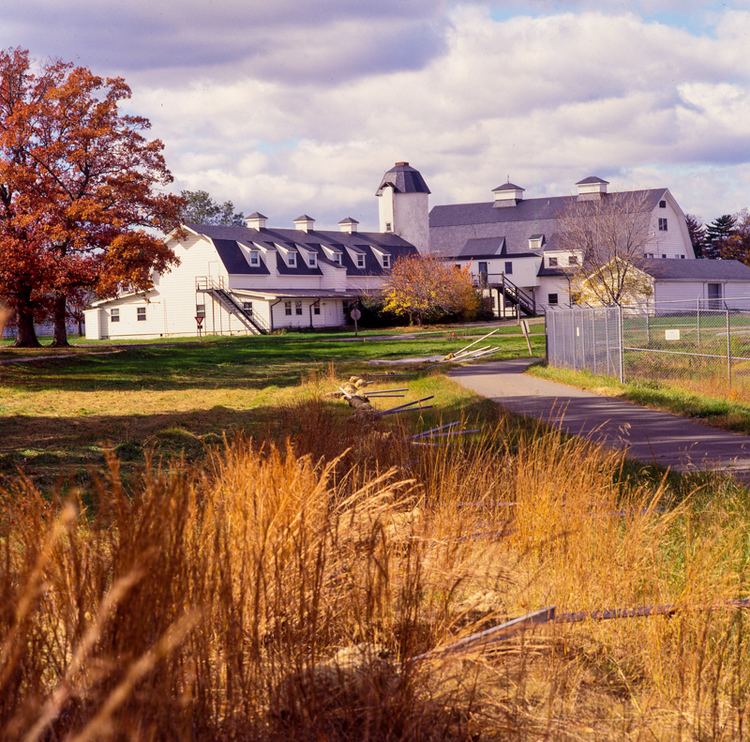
[685,214,706,258]
[704,214,737,258]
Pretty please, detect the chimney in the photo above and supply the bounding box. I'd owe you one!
[492,181,525,208]
[338,216,359,234]
[245,211,267,230]
[293,214,315,232]
[576,176,609,200]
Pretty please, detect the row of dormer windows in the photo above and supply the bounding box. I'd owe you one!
[244,247,389,270]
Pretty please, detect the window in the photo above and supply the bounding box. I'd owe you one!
[242,301,253,316]
[679,254,685,259]
[382,254,391,269]
[659,200,667,208]
[356,254,365,268]
[248,251,260,266]
[504,261,513,274]
[308,254,318,268]
[658,218,668,231]
[645,252,654,259]
[548,257,558,267]
[195,304,206,318]
[284,301,292,316]
[110,308,120,323]
[287,252,297,267]
[333,253,342,265]
[313,303,321,316]
[295,301,303,316]
[568,254,579,265]
[661,253,667,259]
[548,293,559,305]
[385,222,392,232]
[137,307,146,322]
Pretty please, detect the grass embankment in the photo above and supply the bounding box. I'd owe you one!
[530,364,750,435]
[2,389,749,739]
[0,328,541,482]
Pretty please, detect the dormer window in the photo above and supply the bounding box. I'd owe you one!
[288,252,297,267]
[307,253,317,268]
[356,254,365,268]
[334,253,342,265]
[548,257,558,267]
[248,251,260,267]
[528,235,544,250]
[382,254,391,269]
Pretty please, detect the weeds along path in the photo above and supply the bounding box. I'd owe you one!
[450,358,750,480]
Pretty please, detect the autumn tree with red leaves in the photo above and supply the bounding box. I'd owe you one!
[0,48,183,346]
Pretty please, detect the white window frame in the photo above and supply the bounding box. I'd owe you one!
[568,254,579,265]
[287,252,297,267]
[382,254,391,269]
[548,293,559,305]
[308,253,318,268]
[356,254,366,268]
[333,252,342,265]
[295,301,303,316]
[548,256,558,267]
[110,307,120,323]
[242,301,253,315]
[137,306,147,321]
[248,251,260,267]
[313,303,321,315]
[284,301,292,316]
[658,218,668,232]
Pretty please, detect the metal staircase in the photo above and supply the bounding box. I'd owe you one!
[498,275,538,317]
[195,276,269,335]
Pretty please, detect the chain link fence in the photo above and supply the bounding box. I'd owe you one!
[546,301,750,392]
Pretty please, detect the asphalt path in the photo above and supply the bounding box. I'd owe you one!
[450,358,750,478]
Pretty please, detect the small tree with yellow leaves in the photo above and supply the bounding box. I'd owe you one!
[383,254,480,325]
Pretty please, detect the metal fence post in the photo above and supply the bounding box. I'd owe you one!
[646,312,650,346]
[696,298,701,347]
[617,304,625,383]
[604,309,611,376]
[726,309,732,386]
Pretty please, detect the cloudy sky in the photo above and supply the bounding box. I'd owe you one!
[3,0,750,228]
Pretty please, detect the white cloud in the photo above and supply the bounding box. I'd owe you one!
[6,1,749,224]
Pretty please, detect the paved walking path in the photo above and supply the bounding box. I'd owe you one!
[450,358,750,478]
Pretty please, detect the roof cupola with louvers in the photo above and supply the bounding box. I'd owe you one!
[245,212,267,229]
[492,181,525,208]
[576,176,609,200]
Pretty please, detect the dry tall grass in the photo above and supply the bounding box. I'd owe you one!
[1,392,749,739]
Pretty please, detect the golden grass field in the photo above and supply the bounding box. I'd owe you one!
[2,363,750,740]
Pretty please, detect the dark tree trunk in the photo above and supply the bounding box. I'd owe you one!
[14,298,41,348]
[50,294,70,347]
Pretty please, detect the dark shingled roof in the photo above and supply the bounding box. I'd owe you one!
[376,162,430,196]
[338,216,359,224]
[576,176,610,185]
[492,182,525,192]
[211,239,270,275]
[454,237,506,259]
[639,259,750,281]
[428,188,667,258]
[184,223,418,277]
[246,211,267,219]
[293,214,314,222]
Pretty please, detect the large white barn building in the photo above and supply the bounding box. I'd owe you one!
[85,162,750,338]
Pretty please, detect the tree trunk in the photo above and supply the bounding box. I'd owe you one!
[50,294,70,347]
[14,300,41,348]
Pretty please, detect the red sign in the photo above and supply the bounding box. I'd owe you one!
[195,315,204,328]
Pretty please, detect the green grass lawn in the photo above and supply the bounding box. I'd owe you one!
[0,329,543,484]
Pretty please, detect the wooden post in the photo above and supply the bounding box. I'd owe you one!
[521,319,533,357]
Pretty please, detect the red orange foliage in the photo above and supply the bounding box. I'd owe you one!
[0,48,183,346]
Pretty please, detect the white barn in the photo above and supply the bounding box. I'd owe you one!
[85,198,418,340]
[422,176,696,316]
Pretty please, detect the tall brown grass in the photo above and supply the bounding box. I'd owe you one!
[1,393,750,739]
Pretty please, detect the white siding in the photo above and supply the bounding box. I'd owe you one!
[644,191,694,260]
